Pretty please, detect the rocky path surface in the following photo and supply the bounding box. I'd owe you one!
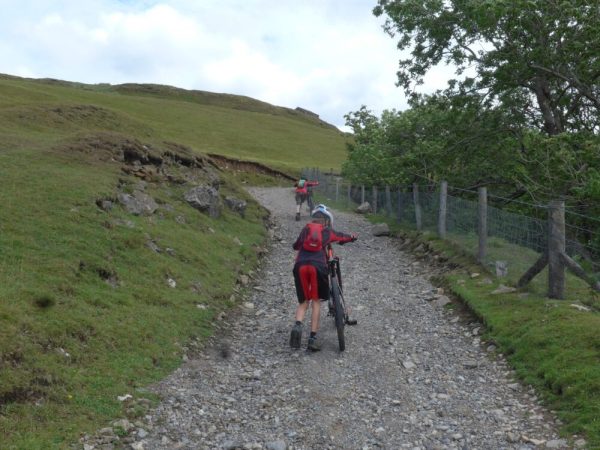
[128,187,571,450]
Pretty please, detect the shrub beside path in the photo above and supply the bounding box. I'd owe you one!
[130,187,570,450]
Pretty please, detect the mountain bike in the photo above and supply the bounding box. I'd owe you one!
[326,244,357,352]
[306,187,315,213]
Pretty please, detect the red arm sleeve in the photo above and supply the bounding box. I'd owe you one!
[306,181,319,187]
[326,228,353,245]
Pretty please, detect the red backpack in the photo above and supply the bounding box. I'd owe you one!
[302,222,324,252]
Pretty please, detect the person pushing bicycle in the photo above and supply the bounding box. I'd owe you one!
[294,178,319,221]
[290,204,357,351]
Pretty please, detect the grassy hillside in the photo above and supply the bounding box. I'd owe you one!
[0,74,350,173]
[0,74,349,448]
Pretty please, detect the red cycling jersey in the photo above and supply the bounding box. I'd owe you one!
[294,180,319,195]
[293,223,353,268]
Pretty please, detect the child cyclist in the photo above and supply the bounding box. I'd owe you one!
[290,204,357,351]
[294,178,319,221]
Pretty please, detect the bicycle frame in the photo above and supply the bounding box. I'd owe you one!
[327,246,340,285]
[306,189,315,212]
[327,244,353,351]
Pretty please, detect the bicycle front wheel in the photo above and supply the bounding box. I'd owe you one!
[331,278,345,352]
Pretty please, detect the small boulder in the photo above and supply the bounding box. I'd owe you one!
[495,260,508,277]
[570,303,591,312]
[112,418,133,432]
[491,284,517,295]
[117,191,158,216]
[433,295,451,307]
[545,439,568,449]
[224,196,247,218]
[184,185,221,218]
[355,202,371,214]
[96,199,113,211]
[146,240,161,253]
[372,223,390,236]
[463,360,478,369]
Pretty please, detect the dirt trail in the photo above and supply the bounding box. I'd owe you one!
[128,187,567,450]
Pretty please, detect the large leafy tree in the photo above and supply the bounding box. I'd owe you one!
[373,0,600,135]
[343,94,524,192]
[372,0,600,216]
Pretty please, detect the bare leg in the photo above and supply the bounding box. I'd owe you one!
[310,300,320,333]
[295,301,309,322]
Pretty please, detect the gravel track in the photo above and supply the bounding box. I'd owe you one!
[130,187,569,450]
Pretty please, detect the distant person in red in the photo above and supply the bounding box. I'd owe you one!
[294,178,319,221]
[289,204,357,351]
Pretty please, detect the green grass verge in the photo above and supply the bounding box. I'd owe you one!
[316,192,600,447]
[0,145,267,449]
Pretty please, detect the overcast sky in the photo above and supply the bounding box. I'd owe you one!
[0,0,452,130]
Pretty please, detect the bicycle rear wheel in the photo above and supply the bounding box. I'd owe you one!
[331,278,345,352]
[307,193,314,212]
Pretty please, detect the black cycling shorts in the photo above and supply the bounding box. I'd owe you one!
[295,192,307,205]
[293,262,329,302]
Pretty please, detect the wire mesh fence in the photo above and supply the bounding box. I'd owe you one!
[302,168,600,294]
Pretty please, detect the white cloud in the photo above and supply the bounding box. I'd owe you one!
[0,0,454,129]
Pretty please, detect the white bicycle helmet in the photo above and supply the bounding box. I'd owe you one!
[311,204,333,227]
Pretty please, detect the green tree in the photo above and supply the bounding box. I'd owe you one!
[342,93,524,193]
[374,0,600,135]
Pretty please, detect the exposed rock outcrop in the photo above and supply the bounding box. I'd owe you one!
[184,185,221,218]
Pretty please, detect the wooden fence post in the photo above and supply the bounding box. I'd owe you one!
[335,178,340,202]
[385,186,392,216]
[397,187,403,223]
[347,184,352,206]
[478,187,488,263]
[372,186,378,214]
[438,181,447,238]
[548,200,566,299]
[413,183,422,231]
[361,185,365,204]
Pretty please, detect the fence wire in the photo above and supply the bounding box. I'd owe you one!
[302,168,599,284]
